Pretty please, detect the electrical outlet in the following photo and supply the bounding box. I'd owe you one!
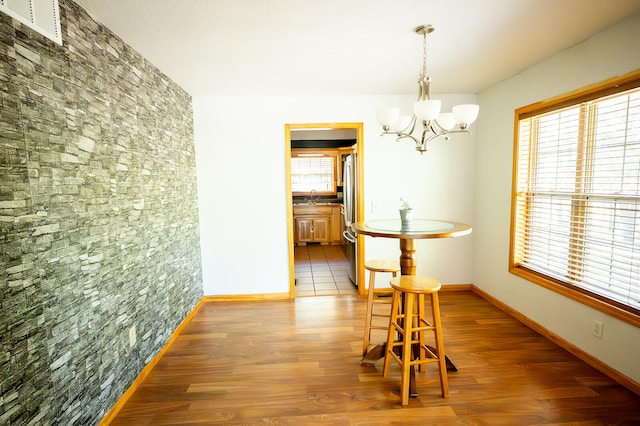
[129,326,137,347]
[592,320,604,338]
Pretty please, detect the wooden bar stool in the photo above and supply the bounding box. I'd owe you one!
[382,275,448,406]
[362,259,401,357]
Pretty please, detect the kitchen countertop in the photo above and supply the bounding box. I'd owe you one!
[293,202,343,206]
[292,198,343,206]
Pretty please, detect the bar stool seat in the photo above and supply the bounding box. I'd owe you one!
[383,275,448,406]
[362,260,401,357]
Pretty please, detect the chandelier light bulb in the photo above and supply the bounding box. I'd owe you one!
[376,107,400,130]
[414,99,441,121]
[452,104,480,128]
[435,112,456,131]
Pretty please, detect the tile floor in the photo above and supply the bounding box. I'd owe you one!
[294,244,358,297]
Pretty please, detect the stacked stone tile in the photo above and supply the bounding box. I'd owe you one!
[0,1,203,424]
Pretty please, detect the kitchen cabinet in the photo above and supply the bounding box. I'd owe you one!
[296,217,329,243]
[293,204,343,245]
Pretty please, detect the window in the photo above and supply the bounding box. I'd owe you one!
[290,150,337,195]
[1,0,62,45]
[510,71,640,325]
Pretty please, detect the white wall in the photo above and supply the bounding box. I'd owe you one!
[473,12,640,383]
[193,94,477,296]
[192,8,639,389]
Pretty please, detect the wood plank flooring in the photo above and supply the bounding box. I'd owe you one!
[108,292,640,425]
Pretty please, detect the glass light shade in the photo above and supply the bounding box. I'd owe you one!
[414,99,441,121]
[394,114,413,133]
[376,107,400,127]
[452,104,479,126]
[435,112,455,131]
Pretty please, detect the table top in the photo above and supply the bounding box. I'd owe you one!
[351,219,472,240]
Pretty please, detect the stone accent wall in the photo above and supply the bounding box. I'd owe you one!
[0,1,203,424]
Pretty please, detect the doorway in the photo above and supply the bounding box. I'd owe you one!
[285,123,365,298]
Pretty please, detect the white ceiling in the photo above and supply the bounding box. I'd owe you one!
[71,0,640,97]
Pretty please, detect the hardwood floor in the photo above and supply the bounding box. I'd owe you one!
[108,292,640,425]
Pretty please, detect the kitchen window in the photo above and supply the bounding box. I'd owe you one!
[290,150,337,195]
[510,71,640,325]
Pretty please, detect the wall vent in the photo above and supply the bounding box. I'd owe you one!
[1,0,62,45]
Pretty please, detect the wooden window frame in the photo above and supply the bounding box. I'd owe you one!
[290,149,338,196]
[509,70,640,327]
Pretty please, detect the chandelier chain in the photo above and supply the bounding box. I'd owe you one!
[421,30,428,78]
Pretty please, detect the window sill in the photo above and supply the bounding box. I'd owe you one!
[509,265,640,328]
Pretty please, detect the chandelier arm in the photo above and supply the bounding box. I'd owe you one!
[379,129,421,147]
[417,130,448,153]
[419,128,430,150]
[444,129,472,136]
[429,121,474,138]
[403,115,418,135]
[427,122,442,137]
[429,121,446,135]
[396,132,421,146]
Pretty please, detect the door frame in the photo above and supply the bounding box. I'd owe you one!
[285,122,365,298]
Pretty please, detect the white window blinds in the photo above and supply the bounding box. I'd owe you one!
[512,82,640,314]
[291,155,336,194]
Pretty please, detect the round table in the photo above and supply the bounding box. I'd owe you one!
[351,219,472,276]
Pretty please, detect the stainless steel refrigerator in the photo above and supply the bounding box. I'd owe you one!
[342,153,358,284]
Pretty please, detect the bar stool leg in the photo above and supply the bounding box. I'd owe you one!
[362,270,377,356]
[382,289,401,378]
[415,293,426,372]
[400,292,415,406]
[363,264,398,357]
[431,291,449,397]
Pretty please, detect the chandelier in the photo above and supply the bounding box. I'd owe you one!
[376,25,479,154]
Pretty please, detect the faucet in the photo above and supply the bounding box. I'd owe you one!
[308,189,318,204]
